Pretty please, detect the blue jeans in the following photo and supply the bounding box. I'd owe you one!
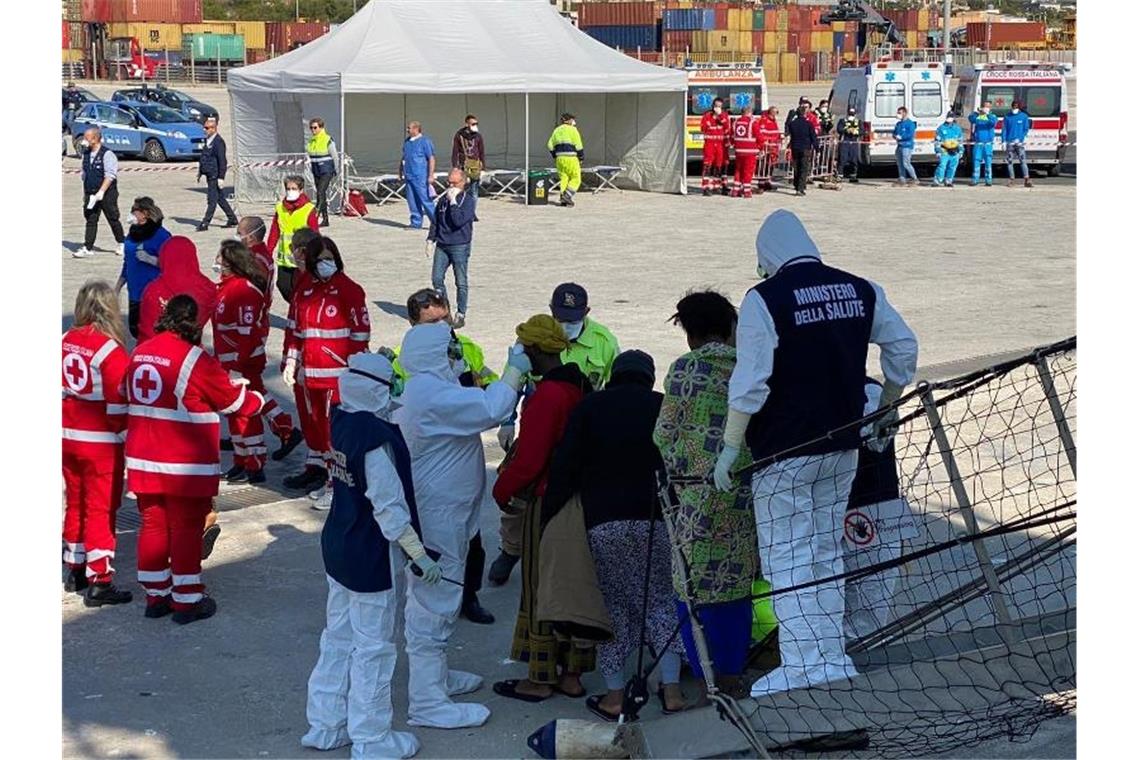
[895,147,917,181]
[468,178,480,212]
[972,142,994,183]
[934,151,961,184]
[1006,142,1029,179]
[405,175,436,228]
[431,243,470,315]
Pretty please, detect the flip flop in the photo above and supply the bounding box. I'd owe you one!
[493,679,552,704]
[585,694,630,723]
[553,683,586,699]
[657,687,686,715]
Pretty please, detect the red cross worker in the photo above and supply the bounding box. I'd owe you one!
[126,294,265,624]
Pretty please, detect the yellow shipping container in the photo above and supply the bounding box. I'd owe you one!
[763,55,779,85]
[107,22,183,51]
[832,21,845,32]
[184,22,236,36]
[780,52,799,83]
[906,30,918,49]
[691,30,708,53]
[709,30,736,52]
[727,8,743,31]
[233,21,266,51]
[739,30,753,52]
[763,30,781,53]
[917,9,930,30]
[776,9,788,32]
[811,30,831,52]
[63,48,84,63]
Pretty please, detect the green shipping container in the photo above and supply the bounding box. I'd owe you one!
[182,33,246,63]
[753,9,765,30]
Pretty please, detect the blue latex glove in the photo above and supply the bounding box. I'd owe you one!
[413,556,442,585]
[713,445,740,492]
[507,343,533,375]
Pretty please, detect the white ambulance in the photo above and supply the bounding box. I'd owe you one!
[685,63,769,163]
[829,59,952,167]
[951,61,1071,176]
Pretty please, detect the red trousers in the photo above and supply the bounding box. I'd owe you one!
[227,361,270,472]
[62,449,123,584]
[733,152,758,197]
[299,384,335,470]
[701,140,728,190]
[136,493,213,611]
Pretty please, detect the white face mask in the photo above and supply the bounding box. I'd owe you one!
[559,320,584,341]
[212,262,224,274]
[133,213,148,226]
[945,117,954,124]
[80,139,90,149]
[285,189,301,202]
[316,259,337,280]
[1011,108,1020,114]
[233,232,245,242]
[982,107,991,114]
[469,124,479,133]
[819,105,828,112]
[713,106,722,114]
[897,113,906,121]
[756,265,769,281]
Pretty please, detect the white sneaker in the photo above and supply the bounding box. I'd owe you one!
[115,242,125,256]
[453,312,466,329]
[72,248,94,259]
[311,489,333,511]
[308,481,329,500]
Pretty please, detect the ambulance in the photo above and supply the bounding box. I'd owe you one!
[951,61,1071,176]
[685,63,769,163]
[829,59,952,167]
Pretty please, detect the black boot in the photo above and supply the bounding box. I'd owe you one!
[202,523,222,560]
[145,598,172,619]
[172,596,218,625]
[487,550,519,587]
[64,566,89,593]
[223,463,245,481]
[701,187,711,197]
[221,218,238,229]
[461,594,495,625]
[271,428,304,461]
[84,583,133,607]
[284,465,327,492]
[319,215,330,228]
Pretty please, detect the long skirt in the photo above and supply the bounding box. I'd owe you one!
[587,519,683,678]
[510,498,596,684]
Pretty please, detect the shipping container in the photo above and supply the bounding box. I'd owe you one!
[62,21,71,50]
[183,22,235,36]
[753,9,765,30]
[63,48,86,63]
[662,8,714,31]
[107,22,183,50]
[762,54,779,85]
[578,2,656,28]
[775,9,788,32]
[917,9,930,31]
[182,32,246,62]
[247,48,269,64]
[799,54,816,83]
[233,21,266,51]
[752,30,763,52]
[832,31,845,53]
[107,0,202,23]
[662,30,693,50]
[583,25,658,51]
[690,30,707,53]
[965,21,1046,47]
[787,31,800,52]
[81,0,111,21]
[810,30,830,52]
[714,4,728,31]
[780,52,799,83]
[265,21,330,53]
[65,0,83,22]
[762,30,782,53]
[906,30,918,49]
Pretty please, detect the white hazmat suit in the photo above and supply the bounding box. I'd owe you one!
[394,322,527,728]
[722,210,919,697]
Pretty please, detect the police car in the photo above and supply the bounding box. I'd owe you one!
[67,100,206,162]
[111,85,219,125]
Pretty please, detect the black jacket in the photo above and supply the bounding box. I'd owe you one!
[542,375,665,531]
[198,134,228,180]
[789,117,820,152]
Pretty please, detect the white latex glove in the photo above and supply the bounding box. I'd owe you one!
[227,370,250,387]
[445,186,461,203]
[94,190,105,202]
[86,196,98,210]
[497,423,515,452]
[713,445,740,492]
[506,343,532,375]
[283,358,297,387]
[217,177,224,188]
[412,556,442,585]
[865,381,905,454]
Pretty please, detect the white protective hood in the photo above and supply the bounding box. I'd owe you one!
[755,209,822,277]
[339,352,396,415]
[398,323,454,382]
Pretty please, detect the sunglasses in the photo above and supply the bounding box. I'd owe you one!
[310,125,320,130]
[410,290,446,306]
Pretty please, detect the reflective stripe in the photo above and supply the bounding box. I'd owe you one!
[175,346,203,404]
[145,587,171,597]
[126,457,219,476]
[64,541,85,552]
[173,573,202,586]
[241,435,265,445]
[137,568,171,583]
[65,388,105,402]
[63,550,85,563]
[286,348,301,360]
[86,548,114,562]
[349,332,369,342]
[105,403,128,415]
[302,367,345,378]
[250,345,266,358]
[62,428,122,444]
[245,446,268,455]
[173,591,204,604]
[85,560,114,578]
[216,324,253,335]
[219,385,247,415]
[299,328,351,339]
[129,405,219,424]
[86,336,118,401]
[217,352,238,363]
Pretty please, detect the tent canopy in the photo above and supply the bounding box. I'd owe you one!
[227,0,687,196]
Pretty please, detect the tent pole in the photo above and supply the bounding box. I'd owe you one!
[525,92,530,207]
[680,90,687,195]
[339,87,346,212]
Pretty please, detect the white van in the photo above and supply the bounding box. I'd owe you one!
[951,62,1071,176]
[829,60,951,167]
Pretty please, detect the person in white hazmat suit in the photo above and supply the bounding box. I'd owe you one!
[713,209,918,697]
[302,352,443,758]
[394,321,532,728]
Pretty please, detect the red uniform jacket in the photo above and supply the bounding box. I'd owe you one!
[265,194,319,255]
[212,275,267,370]
[757,115,782,149]
[492,364,590,508]
[126,332,264,497]
[62,325,129,460]
[700,110,732,144]
[731,115,763,154]
[804,110,822,135]
[248,240,275,346]
[138,236,217,343]
[288,271,370,392]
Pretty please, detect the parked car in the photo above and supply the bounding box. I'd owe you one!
[63,87,100,156]
[67,101,206,163]
[111,84,219,125]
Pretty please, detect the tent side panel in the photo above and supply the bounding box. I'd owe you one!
[625,92,685,193]
[344,93,410,174]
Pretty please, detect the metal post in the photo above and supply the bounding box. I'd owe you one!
[1034,354,1077,477]
[942,0,952,54]
[339,89,347,215]
[141,44,146,83]
[919,383,1016,637]
[524,92,530,207]
[164,47,170,85]
[190,52,195,85]
[217,45,222,85]
[680,89,687,195]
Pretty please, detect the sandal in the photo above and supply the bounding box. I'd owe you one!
[493,679,552,704]
[586,694,629,723]
[657,686,685,715]
[553,683,586,699]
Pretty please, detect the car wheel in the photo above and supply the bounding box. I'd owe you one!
[73,135,85,156]
[143,139,167,163]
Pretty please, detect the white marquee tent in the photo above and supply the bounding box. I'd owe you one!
[226,0,688,204]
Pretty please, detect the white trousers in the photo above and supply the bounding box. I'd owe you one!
[750,449,860,696]
[843,538,902,643]
[404,509,490,729]
[303,570,421,759]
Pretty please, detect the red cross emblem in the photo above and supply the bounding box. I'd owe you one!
[63,353,88,391]
[325,305,338,318]
[132,364,162,405]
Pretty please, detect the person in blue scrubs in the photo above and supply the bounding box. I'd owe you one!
[400,121,437,230]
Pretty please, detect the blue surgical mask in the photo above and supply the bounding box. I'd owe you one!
[559,320,584,341]
[316,260,337,280]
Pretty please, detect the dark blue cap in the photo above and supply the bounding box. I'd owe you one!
[550,282,588,321]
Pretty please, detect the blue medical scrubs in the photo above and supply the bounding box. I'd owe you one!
[401,134,437,228]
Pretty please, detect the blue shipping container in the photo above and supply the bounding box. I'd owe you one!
[584,25,658,50]
[662,9,715,32]
[833,32,845,51]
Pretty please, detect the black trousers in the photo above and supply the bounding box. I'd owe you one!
[203,177,237,225]
[792,149,813,193]
[127,300,141,339]
[315,173,334,220]
[839,141,860,178]
[276,266,298,304]
[83,183,125,250]
[463,531,485,603]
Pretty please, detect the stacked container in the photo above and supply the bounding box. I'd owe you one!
[578,1,661,51]
[265,21,330,53]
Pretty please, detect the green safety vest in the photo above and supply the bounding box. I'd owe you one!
[562,319,619,390]
[391,334,497,387]
[547,123,584,159]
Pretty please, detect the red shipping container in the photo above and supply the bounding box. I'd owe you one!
[266,21,331,53]
[753,30,763,51]
[715,4,728,30]
[765,9,777,30]
[663,30,693,50]
[799,54,816,82]
[578,1,656,28]
[792,6,813,32]
[107,0,202,23]
[787,31,801,52]
[966,21,1046,47]
[63,20,70,49]
[82,0,111,21]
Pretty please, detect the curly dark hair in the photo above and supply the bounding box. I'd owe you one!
[217,240,267,292]
[669,290,737,344]
[155,294,202,345]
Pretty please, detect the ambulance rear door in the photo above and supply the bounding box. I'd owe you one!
[978,69,1067,167]
[903,64,948,161]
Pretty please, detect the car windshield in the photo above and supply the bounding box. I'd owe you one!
[136,105,187,124]
[164,91,189,105]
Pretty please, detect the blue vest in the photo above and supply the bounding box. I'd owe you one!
[746,259,876,462]
[321,408,421,593]
[82,147,110,195]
